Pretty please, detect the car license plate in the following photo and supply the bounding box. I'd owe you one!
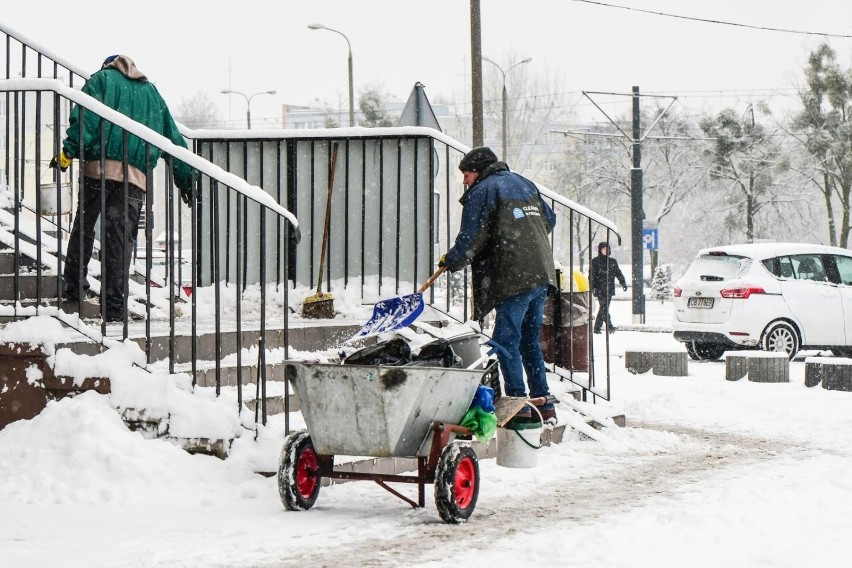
[687,297,714,309]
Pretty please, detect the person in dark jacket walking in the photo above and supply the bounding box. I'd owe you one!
[440,147,558,422]
[590,242,627,333]
[51,55,195,322]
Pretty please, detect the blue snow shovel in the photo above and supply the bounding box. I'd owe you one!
[349,267,446,342]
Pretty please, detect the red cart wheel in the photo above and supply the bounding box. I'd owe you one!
[278,430,321,511]
[434,441,479,523]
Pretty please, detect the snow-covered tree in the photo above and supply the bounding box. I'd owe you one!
[358,83,395,127]
[700,105,786,243]
[791,43,852,247]
[651,264,672,301]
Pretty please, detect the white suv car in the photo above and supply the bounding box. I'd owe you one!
[673,242,852,359]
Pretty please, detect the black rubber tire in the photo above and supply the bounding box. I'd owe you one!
[278,430,321,511]
[685,341,726,361]
[434,441,479,524]
[762,321,800,359]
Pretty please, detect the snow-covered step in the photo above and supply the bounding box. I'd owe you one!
[53,320,364,365]
[0,250,38,273]
[0,342,111,430]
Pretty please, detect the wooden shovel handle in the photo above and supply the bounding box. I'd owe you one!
[315,143,338,294]
[418,266,447,293]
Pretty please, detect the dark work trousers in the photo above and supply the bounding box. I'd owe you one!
[63,177,144,319]
[593,293,613,332]
[489,285,550,398]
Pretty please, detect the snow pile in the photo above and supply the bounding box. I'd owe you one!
[189,274,464,326]
[1,299,852,566]
[1,313,243,440]
[0,314,83,355]
[0,182,13,208]
[0,392,195,505]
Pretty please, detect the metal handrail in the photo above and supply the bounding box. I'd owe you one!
[2,79,297,226]
[0,79,299,424]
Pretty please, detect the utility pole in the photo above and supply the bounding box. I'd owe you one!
[630,86,645,323]
[470,0,484,147]
[552,87,678,324]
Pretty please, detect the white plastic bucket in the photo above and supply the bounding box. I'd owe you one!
[496,421,542,468]
[38,183,72,215]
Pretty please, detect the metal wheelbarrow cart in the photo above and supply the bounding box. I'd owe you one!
[277,360,487,523]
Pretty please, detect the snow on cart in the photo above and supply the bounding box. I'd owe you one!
[277,360,489,523]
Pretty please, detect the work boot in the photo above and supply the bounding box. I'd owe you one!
[534,402,558,425]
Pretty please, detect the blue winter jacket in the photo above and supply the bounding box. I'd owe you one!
[444,162,557,319]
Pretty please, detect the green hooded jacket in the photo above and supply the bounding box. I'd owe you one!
[62,55,195,191]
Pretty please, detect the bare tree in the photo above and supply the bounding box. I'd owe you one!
[552,129,628,270]
[481,51,573,177]
[175,91,221,129]
[642,107,710,271]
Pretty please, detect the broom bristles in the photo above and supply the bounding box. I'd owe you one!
[302,292,335,319]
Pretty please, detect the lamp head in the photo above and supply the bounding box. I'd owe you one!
[307,23,326,30]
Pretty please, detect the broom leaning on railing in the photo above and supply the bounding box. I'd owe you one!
[302,143,339,319]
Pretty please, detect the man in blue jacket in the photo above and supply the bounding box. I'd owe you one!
[441,147,557,422]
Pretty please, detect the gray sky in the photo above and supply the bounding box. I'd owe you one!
[6,0,852,127]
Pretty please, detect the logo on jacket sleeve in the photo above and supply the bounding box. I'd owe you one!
[513,207,525,219]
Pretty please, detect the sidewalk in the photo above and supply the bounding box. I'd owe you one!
[608,294,673,333]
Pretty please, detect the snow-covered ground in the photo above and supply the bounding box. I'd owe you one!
[2,297,851,567]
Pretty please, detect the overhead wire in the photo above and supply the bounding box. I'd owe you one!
[569,0,852,39]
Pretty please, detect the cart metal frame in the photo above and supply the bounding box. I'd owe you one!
[312,420,473,508]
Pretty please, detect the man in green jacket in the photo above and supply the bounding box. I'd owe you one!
[51,54,195,322]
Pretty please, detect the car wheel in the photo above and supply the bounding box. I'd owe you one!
[762,321,800,359]
[685,342,726,361]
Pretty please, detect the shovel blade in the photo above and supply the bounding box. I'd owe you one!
[349,293,425,342]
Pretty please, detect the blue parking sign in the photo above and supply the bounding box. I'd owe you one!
[642,228,658,250]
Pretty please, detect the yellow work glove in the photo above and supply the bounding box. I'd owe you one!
[438,254,447,268]
[49,150,72,172]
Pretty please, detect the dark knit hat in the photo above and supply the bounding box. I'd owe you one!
[102,54,119,67]
[598,242,610,253]
[459,146,499,173]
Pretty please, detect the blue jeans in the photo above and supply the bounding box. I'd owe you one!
[489,286,550,398]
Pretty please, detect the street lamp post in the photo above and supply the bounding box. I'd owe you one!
[308,23,355,127]
[482,56,532,160]
[220,89,277,129]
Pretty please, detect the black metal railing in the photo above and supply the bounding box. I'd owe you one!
[0,78,299,426]
[189,128,621,402]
